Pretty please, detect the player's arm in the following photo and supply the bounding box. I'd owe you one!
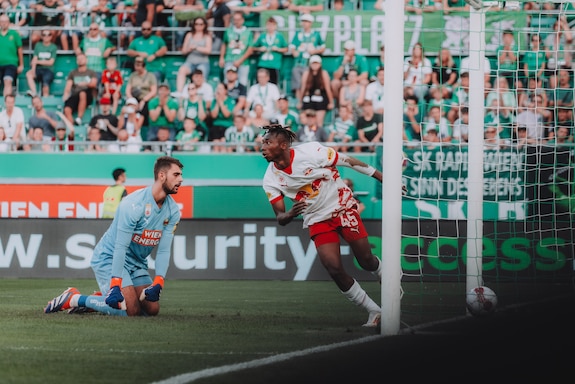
[335,153,382,182]
[271,197,307,226]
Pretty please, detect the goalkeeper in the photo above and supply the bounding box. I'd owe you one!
[44,156,184,316]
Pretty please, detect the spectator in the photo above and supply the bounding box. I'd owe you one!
[486,76,517,112]
[369,44,385,82]
[365,66,385,115]
[173,0,205,49]
[60,0,87,51]
[484,98,515,141]
[5,0,29,41]
[28,95,58,140]
[296,108,328,143]
[520,33,547,86]
[224,112,255,153]
[108,126,143,153]
[483,124,504,150]
[175,116,202,151]
[101,56,123,114]
[62,53,98,126]
[206,0,231,54]
[354,99,383,152]
[252,16,288,85]
[299,55,334,128]
[176,16,212,95]
[0,126,12,152]
[154,0,177,38]
[425,84,451,118]
[89,95,120,141]
[135,0,156,27]
[547,125,574,146]
[511,124,536,150]
[30,0,64,46]
[431,47,458,92]
[148,83,179,140]
[209,82,236,152]
[403,42,432,102]
[247,102,270,148]
[25,29,57,97]
[223,65,247,116]
[447,71,469,124]
[327,104,356,153]
[405,0,437,14]
[0,14,22,97]
[516,93,550,142]
[544,17,573,76]
[177,81,208,137]
[496,29,520,89]
[518,75,547,112]
[127,21,168,83]
[229,0,266,29]
[288,0,324,13]
[51,115,75,152]
[143,125,173,154]
[553,68,574,108]
[403,95,422,143]
[273,93,298,130]
[554,106,574,137]
[125,55,158,134]
[76,23,116,80]
[180,69,214,110]
[452,106,469,144]
[117,0,137,49]
[245,68,280,120]
[331,40,369,101]
[289,13,325,100]
[339,68,365,124]
[219,10,253,87]
[85,126,107,152]
[117,97,145,141]
[423,104,451,143]
[91,0,115,39]
[0,94,24,149]
[23,126,50,152]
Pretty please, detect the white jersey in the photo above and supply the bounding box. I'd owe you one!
[263,142,355,228]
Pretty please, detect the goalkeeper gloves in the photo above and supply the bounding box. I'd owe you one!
[105,277,126,310]
[141,276,164,302]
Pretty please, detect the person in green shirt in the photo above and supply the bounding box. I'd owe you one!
[148,83,179,140]
[77,23,115,79]
[26,29,58,97]
[0,14,23,97]
[330,40,369,102]
[209,82,236,152]
[127,21,168,83]
[288,0,324,13]
[252,16,288,86]
[219,10,254,87]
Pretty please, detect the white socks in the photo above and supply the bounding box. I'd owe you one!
[371,258,382,279]
[342,279,380,313]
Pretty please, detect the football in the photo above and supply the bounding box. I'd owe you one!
[466,286,498,316]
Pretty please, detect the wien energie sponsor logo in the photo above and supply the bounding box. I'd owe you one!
[132,230,162,246]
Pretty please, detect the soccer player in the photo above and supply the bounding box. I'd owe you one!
[261,124,387,327]
[44,156,184,317]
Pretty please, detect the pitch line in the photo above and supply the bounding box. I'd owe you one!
[150,334,383,384]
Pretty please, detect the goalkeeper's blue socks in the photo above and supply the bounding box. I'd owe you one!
[81,294,128,317]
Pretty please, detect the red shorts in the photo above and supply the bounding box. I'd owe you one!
[309,210,368,247]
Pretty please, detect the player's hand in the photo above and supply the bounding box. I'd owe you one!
[289,200,308,217]
[140,276,164,302]
[105,286,125,309]
[105,277,125,310]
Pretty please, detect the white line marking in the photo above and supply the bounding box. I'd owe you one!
[150,334,383,384]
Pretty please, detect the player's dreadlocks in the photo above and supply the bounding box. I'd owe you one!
[262,124,297,144]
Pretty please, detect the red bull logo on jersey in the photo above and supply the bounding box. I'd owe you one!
[132,229,162,246]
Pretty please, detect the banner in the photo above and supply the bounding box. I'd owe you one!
[0,185,194,218]
[1,219,571,282]
[263,10,528,56]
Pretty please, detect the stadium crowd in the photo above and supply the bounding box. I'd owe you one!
[0,0,573,153]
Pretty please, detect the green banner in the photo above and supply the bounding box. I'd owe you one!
[262,10,528,56]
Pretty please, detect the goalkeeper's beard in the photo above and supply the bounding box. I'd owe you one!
[163,181,180,195]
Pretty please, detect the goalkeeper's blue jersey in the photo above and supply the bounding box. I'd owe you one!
[91,186,180,277]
